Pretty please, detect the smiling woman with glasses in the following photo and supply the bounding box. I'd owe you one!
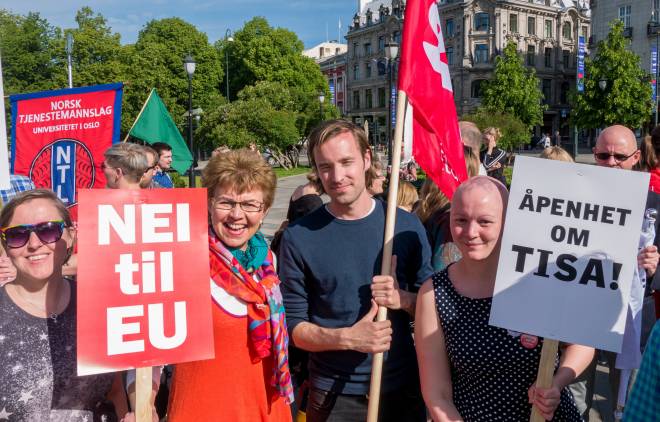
[167,149,293,421]
[0,189,128,420]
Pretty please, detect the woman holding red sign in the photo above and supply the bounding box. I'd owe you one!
[167,149,293,421]
[414,177,594,422]
[0,189,128,420]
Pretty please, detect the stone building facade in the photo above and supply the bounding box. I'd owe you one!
[590,0,660,98]
[440,0,591,138]
[344,0,590,144]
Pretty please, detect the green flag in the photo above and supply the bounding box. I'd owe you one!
[128,89,193,174]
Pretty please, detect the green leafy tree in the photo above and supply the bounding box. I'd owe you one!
[51,7,126,89]
[122,17,224,134]
[482,42,545,130]
[462,107,529,150]
[571,21,652,129]
[0,10,62,94]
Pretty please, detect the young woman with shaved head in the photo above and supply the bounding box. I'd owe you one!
[415,176,594,421]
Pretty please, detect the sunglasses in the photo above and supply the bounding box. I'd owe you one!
[0,221,67,249]
[593,150,638,162]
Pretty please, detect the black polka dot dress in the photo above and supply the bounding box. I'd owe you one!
[432,269,582,421]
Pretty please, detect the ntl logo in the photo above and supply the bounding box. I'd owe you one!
[29,138,96,206]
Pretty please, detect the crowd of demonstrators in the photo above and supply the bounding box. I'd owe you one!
[279,120,433,421]
[480,127,508,186]
[151,142,174,188]
[166,149,293,421]
[415,176,593,421]
[0,189,128,420]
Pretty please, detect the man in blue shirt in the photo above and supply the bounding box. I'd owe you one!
[279,120,433,421]
[151,142,174,188]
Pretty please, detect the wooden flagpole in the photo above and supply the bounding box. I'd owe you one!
[529,339,559,422]
[135,366,153,422]
[122,88,155,142]
[366,89,408,422]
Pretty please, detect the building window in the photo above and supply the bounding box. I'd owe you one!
[619,5,632,28]
[447,47,454,65]
[377,59,386,75]
[393,31,401,43]
[364,42,372,56]
[527,45,536,66]
[337,77,343,89]
[471,79,485,98]
[654,0,660,22]
[378,87,386,108]
[542,79,552,103]
[545,20,553,38]
[544,47,552,67]
[563,50,570,68]
[353,90,360,109]
[378,36,385,52]
[353,42,358,58]
[474,44,489,64]
[528,17,536,36]
[560,82,569,104]
[353,64,359,80]
[581,26,588,39]
[563,22,572,40]
[510,14,518,33]
[475,12,490,31]
[446,18,455,37]
[366,62,372,78]
[365,89,373,109]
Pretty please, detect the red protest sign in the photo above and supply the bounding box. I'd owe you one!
[10,84,123,220]
[76,188,214,376]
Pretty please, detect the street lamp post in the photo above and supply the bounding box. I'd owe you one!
[184,54,197,187]
[385,37,399,165]
[318,92,325,121]
[225,29,234,101]
[65,32,74,88]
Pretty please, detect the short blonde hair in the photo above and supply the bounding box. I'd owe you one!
[539,146,574,162]
[397,181,418,210]
[202,148,277,210]
[483,127,502,144]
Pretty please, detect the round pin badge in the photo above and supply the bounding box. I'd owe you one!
[520,334,539,349]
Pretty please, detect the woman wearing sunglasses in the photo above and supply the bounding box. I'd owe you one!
[0,189,128,420]
[166,149,293,421]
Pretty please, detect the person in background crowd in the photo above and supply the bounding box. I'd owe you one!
[151,142,174,188]
[279,120,432,421]
[139,145,161,189]
[167,149,293,421]
[0,189,128,420]
[540,146,574,162]
[103,143,150,190]
[640,127,660,319]
[0,174,36,205]
[587,125,660,420]
[368,161,386,198]
[480,127,508,186]
[396,180,418,213]
[415,145,480,272]
[415,176,593,421]
[623,318,660,421]
[554,130,562,147]
[459,121,486,175]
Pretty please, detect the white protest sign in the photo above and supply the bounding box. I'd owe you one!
[490,156,649,352]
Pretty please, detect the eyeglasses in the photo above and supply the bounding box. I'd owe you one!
[0,221,66,248]
[593,150,638,162]
[213,199,264,213]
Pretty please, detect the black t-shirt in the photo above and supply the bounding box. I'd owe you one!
[0,280,115,421]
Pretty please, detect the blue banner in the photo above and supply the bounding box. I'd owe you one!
[577,36,585,93]
[390,86,397,125]
[652,46,658,103]
[329,79,335,105]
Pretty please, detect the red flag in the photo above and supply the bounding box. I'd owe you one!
[398,0,467,199]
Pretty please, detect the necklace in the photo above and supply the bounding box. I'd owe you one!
[7,280,68,322]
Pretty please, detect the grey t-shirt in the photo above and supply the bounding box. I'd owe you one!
[0,280,115,421]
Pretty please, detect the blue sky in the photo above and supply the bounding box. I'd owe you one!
[0,0,358,48]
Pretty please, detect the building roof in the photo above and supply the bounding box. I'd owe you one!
[303,42,348,61]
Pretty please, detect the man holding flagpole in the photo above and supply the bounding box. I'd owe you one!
[279,120,432,421]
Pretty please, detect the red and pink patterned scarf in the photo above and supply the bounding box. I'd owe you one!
[208,229,294,404]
